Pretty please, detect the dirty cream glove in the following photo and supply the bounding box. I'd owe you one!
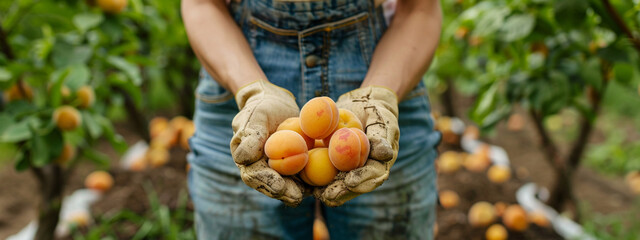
[314,86,400,207]
[230,80,307,206]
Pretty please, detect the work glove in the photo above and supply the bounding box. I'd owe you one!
[314,86,400,207]
[230,80,308,206]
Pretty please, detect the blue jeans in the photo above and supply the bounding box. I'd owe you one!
[187,0,441,239]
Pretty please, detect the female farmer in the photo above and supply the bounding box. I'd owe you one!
[182,0,442,238]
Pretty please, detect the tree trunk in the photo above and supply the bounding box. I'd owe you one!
[33,165,64,240]
[439,79,457,117]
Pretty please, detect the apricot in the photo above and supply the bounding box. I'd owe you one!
[313,218,330,240]
[53,106,82,131]
[454,26,469,39]
[149,117,169,139]
[180,121,195,151]
[314,139,325,148]
[84,170,113,192]
[437,151,462,174]
[265,130,309,175]
[55,143,76,165]
[277,117,314,150]
[169,116,190,132]
[300,97,339,139]
[463,144,491,172]
[494,201,507,217]
[47,84,71,99]
[321,108,363,146]
[464,125,480,140]
[129,156,147,171]
[487,165,511,183]
[4,81,33,102]
[485,224,508,240]
[76,86,95,109]
[502,205,529,231]
[147,147,169,168]
[328,128,369,171]
[625,171,640,194]
[528,211,550,227]
[438,190,459,209]
[151,128,179,149]
[436,116,459,145]
[97,0,127,14]
[300,148,338,186]
[468,201,496,227]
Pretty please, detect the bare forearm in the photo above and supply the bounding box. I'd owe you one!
[362,0,442,99]
[182,0,266,94]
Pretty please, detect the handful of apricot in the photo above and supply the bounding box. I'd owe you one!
[264,97,370,186]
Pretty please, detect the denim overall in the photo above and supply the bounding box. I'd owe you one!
[187,0,441,239]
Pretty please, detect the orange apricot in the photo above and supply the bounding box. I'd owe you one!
[55,143,77,165]
[463,144,491,172]
[439,190,460,209]
[528,211,550,227]
[300,148,338,186]
[84,170,114,192]
[169,116,190,132]
[76,86,95,109]
[507,113,525,131]
[129,156,147,171]
[147,147,169,168]
[300,97,339,139]
[97,0,127,14]
[4,81,33,102]
[437,151,462,174]
[494,201,507,217]
[277,117,314,150]
[149,117,169,139]
[321,108,363,146]
[180,121,195,151]
[468,201,496,227]
[53,106,82,131]
[503,205,529,231]
[328,128,369,172]
[265,130,309,175]
[487,165,511,183]
[313,218,330,240]
[485,224,508,240]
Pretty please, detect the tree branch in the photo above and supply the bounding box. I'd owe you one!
[529,110,563,168]
[0,23,14,60]
[601,0,640,53]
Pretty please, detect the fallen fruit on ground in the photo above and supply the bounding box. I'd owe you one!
[485,224,508,240]
[494,201,507,217]
[76,86,95,109]
[84,170,114,192]
[487,165,511,183]
[265,130,309,175]
[180,120,195,151]
[528,211,550,227]
[439,190,460,209]
[277,117,315,150]
[437,151,461,174]
[328,128,369,171]
[53,106,82,131]
[468,201,496,227]
[507,113,525,131]
[300,97,339,139]
[300,148,338,186]
[464,144,491,172]
[147,147,170,168]
[503,204,529,231]
[149,117,169,139]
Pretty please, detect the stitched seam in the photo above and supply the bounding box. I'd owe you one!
[322,32,330,96]
[248,13,369,37]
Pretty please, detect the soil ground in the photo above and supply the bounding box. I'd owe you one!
[0,93,637,239]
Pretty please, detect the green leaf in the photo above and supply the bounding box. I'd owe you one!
[73,13,104,32]
[0,68,12,82]
[64,64,90,90]
[554,0,588,29]
[0,120,32,143]
[45,129,64,160]
[30,127,50,167]
[14,151,29,172]
[96,115,128,154]
[0,114,14,137]
[613,63,634,84]
[52,43,93,68]
[82,148,110,167]
[597,40,630,63]
[82,112,102,139]
[501,14,536,42]
[581,58,603,90]
[473,8,510,37]
[107,56,142,86]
